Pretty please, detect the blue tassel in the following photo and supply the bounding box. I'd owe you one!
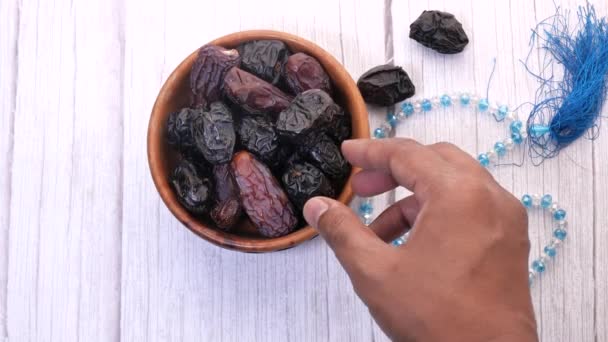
[525,3,608,160]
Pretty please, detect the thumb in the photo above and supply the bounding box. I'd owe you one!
[304,197,386,268]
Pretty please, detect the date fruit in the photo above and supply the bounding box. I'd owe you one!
[282,162,334,210]
[327,109,351,143]
[231,151,298,238]
[210,163,243,231]
[299,133,350,180]
[190,45,241,109]
[237,40,290,85]
[193,102,236,164]
[170,159,213,215]
[237,116,280,165]
[409,10,469,54]
[167,107,203,150]
[224,67,293,115]
[357,64,415,106]
[283,52,332,95]
[276,89,342,141]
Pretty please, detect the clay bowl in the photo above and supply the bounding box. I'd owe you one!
[148,30,369,253]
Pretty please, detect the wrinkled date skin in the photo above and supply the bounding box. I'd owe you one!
[282,162,335,210]
[283,52,333,95]
[193,102,236,164]
[224,67,293,115]
[210,163,243,231]
[409,10,469,54]
[170,159,214,215]
[357,64,416,106]
[327,110,351,143]
[299,133,350,180]
[167,108,203,150]
[237,116,280,165]
[276,89,342,141]
[190,45,241,109]
[231,151,298,238]
[237,40,290,85]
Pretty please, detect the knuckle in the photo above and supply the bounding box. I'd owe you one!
[318,209,350,245]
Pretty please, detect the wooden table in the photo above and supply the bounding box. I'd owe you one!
[1,0,606,340]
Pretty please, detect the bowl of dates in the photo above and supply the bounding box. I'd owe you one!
[148,30,369,252]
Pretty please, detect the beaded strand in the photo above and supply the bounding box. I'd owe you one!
[358,92,568,287]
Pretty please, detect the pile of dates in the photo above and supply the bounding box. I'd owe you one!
[167,40,351,238]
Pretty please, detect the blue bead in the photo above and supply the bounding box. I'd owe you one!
[544,245,557,258]
[401,102,414,116]
[553,209,566,221]
[541,194,552,208]
[497,105,509,119]
[440,94,452,107]
[460,93,470,105]
[521,194,533,208]
[494,142,506,157]
[478,98,489,111]
[510,120,523,133]
[387,112,397,128]
[421,99,432,112]
[358,202,373,215]
[554,228,568,241]
[530,124,550,137]
[511,131,523,145]
[391,238,404,246]
[374,127,387,139]
[478,153,490,167]
[532,259,546,273]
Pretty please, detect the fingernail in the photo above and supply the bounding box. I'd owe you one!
[303,197,329,227]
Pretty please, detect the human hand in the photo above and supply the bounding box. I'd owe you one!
[303,138,537,342]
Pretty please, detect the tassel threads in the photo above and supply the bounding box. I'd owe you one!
[526,4,608,160]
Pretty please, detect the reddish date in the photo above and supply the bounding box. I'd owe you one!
[283,52,333,95]
[190,45,241,109]
[231,151,298,238]
[223,67,293,116]
[210,164,243,231]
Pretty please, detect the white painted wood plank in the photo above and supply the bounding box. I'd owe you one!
[0,0,18,339]
[6,0,123,340]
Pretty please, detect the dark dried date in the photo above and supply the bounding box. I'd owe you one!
[237,116,280,165]
[237,40,290,85]
[357,64,415,106]
[299,133,350,180]
[190,45,241,109]
[231,151,298,238]
[283,52,332,95]
[224,67,293,115]
[409,10,469,54]
[170,159,213,215]
[282,162,334,210]
[276,89,342,141]
[210,163,242,231]
[193,102,236,164]
[167,108,202,150]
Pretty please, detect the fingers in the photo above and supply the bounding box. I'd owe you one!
[429,142,479,168]
[369,195,420,242]
[303,197,386,270]
[342,139,446,198]
[352,169,398,196]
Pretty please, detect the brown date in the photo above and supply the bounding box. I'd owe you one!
[210,164,243,231]
[223,67,293,116]
[190,45,241,109]
[283,52,332,95]
[231,151,298,238]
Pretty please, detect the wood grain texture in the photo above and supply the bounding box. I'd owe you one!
[5,0,123,340]
[0,0,606,341]
[0,0,18,339]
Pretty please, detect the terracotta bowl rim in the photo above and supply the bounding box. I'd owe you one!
[147,29,369,253]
